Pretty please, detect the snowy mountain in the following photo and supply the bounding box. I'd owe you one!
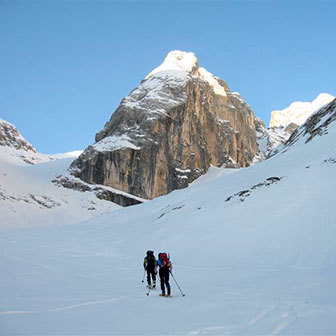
[70,50,259,201]
[0,119,55,165]
[269,93,335,129]
[254,93,335,160]
[0,119,121,228]
[1,98,336,335]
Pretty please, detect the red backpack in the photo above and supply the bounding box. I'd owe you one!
[159,252,170,268]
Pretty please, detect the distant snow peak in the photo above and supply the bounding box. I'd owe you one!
[269,93,335,128]
[146,50,198,78]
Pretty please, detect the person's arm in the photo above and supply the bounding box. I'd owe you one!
[154,259,158,273]
[143,257,148,270]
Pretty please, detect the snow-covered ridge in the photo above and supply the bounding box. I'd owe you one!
[0,118,36,152]
[0,119,54,165]
[0,119,82,165]
[145,50,199,78]
[269,93,335,128]
[198,67,227,97]
[145,50,229,97]
[283,97,336,150]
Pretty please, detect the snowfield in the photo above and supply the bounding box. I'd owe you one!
[1,102,336,335]
[0,149,120,228]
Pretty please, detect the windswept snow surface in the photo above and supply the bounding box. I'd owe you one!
[1,112,336,334]
[0,150,120,229]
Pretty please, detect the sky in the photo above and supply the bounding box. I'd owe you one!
[1,0,335,154]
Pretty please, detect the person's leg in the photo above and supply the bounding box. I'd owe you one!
[146,269,151,287]
[159,269,165,295]
[164,269,171,295]
[151,270,156,288]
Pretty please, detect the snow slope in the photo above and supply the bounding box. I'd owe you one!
[1,100,336,335]
[0,147,120,229]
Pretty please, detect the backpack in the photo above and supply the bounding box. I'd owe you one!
[146,250,156,269]
[159,252,170,268]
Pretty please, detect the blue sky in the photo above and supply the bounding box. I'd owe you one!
[1,0,335,154]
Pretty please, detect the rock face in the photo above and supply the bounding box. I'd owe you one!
[70,50,259,200]
[0,119,36,152]
[254,118,294,160]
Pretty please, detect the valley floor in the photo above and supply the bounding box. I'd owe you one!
[1,219,336,336]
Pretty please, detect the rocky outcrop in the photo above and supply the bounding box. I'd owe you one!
[255,94,335,160]
[70,50,259,200]
[254,118,293,160]
[0,119,53,164]
[284,98,336,150]
[53,175,144,207]
[0,119,36,152]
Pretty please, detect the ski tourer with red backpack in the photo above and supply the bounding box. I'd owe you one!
[157,252,172,297]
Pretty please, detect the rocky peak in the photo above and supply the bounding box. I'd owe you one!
[0,119,36,152]
[70,50,259,201]
[269,93,335,129]
[0,119,53,165]
[146,50,199,77]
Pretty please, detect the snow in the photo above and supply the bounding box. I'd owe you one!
[175,168,191,173]
[269,93,335,128]
[49,150,83,159]
[145,51,228,99]
[1,106,336,334]
[198,67,227,97]
[122,70,189,116]
[146,50,198,78]
[0,147,120,229]
[93,135,140,152]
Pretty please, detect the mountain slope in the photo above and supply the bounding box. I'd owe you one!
[0,119,121,228]
[0,119,55,165]
[1,99,336,335]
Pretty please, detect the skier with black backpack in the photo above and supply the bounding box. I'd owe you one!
[143,250,157,289]
[157,252,172,297]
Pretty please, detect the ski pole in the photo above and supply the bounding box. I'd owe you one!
[142,269,145,283]
[169,271,185,297]
[146,285,152,296]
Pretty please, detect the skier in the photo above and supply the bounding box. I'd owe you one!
[143,250,157,289]
[157,252,172,297]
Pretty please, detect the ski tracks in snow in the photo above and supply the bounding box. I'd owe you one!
[247,302,299,335]
[185,303,298,336]
[0,296,128,316]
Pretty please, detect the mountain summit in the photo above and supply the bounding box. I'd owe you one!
[70,50,260,200]
[269,93,335,129]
